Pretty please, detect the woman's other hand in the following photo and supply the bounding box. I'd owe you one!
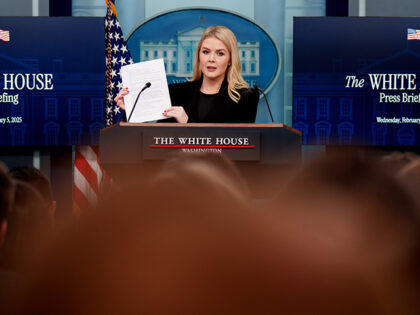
[163,106,189,123]
[114,87,129,111]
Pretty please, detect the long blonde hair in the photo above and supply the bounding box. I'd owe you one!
[192,25,249,103]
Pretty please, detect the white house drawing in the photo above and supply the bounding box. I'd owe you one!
[139,26,260,77]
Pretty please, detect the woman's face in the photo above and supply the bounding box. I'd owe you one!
[199,36,231,82]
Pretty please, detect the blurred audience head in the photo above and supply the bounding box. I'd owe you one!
[151,152,250,211]
[10,166,56,223]
[0,162,14,246]
[397,156,420,209]
[378,151,418,174]
[270,153,420,314]
[0,180,52,274]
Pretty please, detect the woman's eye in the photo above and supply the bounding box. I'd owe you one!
[202,50,209,54]
[217,52,225,56]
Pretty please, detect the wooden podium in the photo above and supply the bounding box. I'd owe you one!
[100,122,301,197]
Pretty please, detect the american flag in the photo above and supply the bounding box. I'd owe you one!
[407,28,420,40]
[0,29,10,42]
[105,0,133,126]
[73,146,104,213]
[73,0,132,213]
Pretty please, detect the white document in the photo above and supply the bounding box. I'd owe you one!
[120,58,172,122]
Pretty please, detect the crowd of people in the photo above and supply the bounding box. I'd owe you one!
[0,151,419,314]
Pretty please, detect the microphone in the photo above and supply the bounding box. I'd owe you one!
[255,85,274,123]
[127,82,152,122]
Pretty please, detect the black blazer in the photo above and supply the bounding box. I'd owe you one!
[167,78,259,123]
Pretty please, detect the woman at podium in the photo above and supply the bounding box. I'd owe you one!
[115,25,259,123]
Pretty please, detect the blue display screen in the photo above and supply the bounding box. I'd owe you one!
[0,17,105,145]
[293,17,420,146]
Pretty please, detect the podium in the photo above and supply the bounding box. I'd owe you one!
[100,122,301,197]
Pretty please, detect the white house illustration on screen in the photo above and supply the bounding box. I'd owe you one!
[139,26,260,77]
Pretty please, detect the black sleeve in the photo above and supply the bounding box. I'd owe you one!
[236,87,259,123]
[157,83,185,123]
[160,82,197,123]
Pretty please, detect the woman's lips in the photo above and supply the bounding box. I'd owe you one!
[207,66,217,71]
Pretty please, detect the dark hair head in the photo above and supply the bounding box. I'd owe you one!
[0,180,51,273]
[0,162,14,222]
[10,166,53,204]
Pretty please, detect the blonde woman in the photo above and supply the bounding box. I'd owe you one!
[115,25,259,123]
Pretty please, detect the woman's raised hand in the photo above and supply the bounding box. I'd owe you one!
[163,106,189,123]
[114,87,129,111]
[115,89,189,124]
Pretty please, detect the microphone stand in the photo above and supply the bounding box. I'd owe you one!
[255,85,274,123]
[127,82,151,122]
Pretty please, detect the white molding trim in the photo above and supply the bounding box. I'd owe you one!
[32,0,39,16]
[359,0,366,16]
